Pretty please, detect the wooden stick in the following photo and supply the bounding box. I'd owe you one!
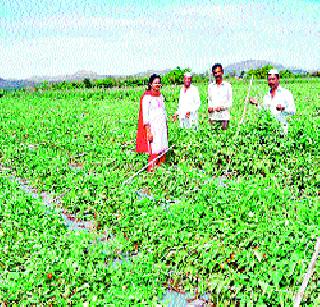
[122,144,175,185]
[239,76,254,125]
[294,237,320,307]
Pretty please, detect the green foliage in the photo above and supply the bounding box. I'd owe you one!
[0,89,6,98]
[162,67,189,85]
[0,79,319,304]
[280,69,295,79]
[95,78,116,89]
[247,65,274,79]
[83,78,92,89]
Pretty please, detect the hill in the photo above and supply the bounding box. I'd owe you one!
[0,78,35,90]
[0,62,312,89]
[224,60,308,75]
[224,60,286,74]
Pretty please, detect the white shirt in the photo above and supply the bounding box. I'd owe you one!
[261,85,295,135]
[262,85,295,117]
[177,84,200,118]
[142,93,168,154]
[208,81,232,120]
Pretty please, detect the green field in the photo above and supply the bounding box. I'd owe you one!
[0,79,319,305]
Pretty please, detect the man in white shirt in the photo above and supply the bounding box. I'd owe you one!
[174,71,201,129]
[208,63,232,130]
[250,69,296,135]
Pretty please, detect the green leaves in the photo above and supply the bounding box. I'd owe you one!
[0,80,319,304]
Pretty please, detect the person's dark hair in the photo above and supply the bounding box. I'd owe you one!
[147,74,161,90]
[212,63,223,72]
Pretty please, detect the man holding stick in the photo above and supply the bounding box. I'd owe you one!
[208,63,232,130]
[173,71,201,130]
[250,69,295,135]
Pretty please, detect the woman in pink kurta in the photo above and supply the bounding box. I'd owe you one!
[135,74,168,172]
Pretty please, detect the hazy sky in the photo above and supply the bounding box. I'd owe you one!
[1,0,319,79]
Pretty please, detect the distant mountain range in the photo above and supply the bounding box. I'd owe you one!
[224,60,285,73]
[133,69,171,77]
[0,71,108,90]
[0,60,313,89]
[0,78,36,90]
[30,70,101,82]
[224,60,308,75]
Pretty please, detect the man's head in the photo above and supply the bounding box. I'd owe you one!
[183,71,192,88]
[212,63,224,83]
[267,69,280,89]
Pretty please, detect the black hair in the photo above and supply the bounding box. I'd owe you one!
[147,74,161,90]
[212,63,223,72]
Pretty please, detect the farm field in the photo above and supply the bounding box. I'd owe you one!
[0,79,319,305]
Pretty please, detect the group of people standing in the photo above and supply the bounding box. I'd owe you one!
[135,63,296,172]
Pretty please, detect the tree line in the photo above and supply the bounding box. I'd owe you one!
[47,66,317,90]
[1,66,318,95]
[46,67,208,90]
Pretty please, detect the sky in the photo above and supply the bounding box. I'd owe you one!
[1,0,319,79]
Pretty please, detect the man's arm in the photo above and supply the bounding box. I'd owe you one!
[224,83,232,110]
[283,91,295,115]
[249,94,268,112]
[249,87,260,106]
[191,87,201,113]
[249,98,258,105]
